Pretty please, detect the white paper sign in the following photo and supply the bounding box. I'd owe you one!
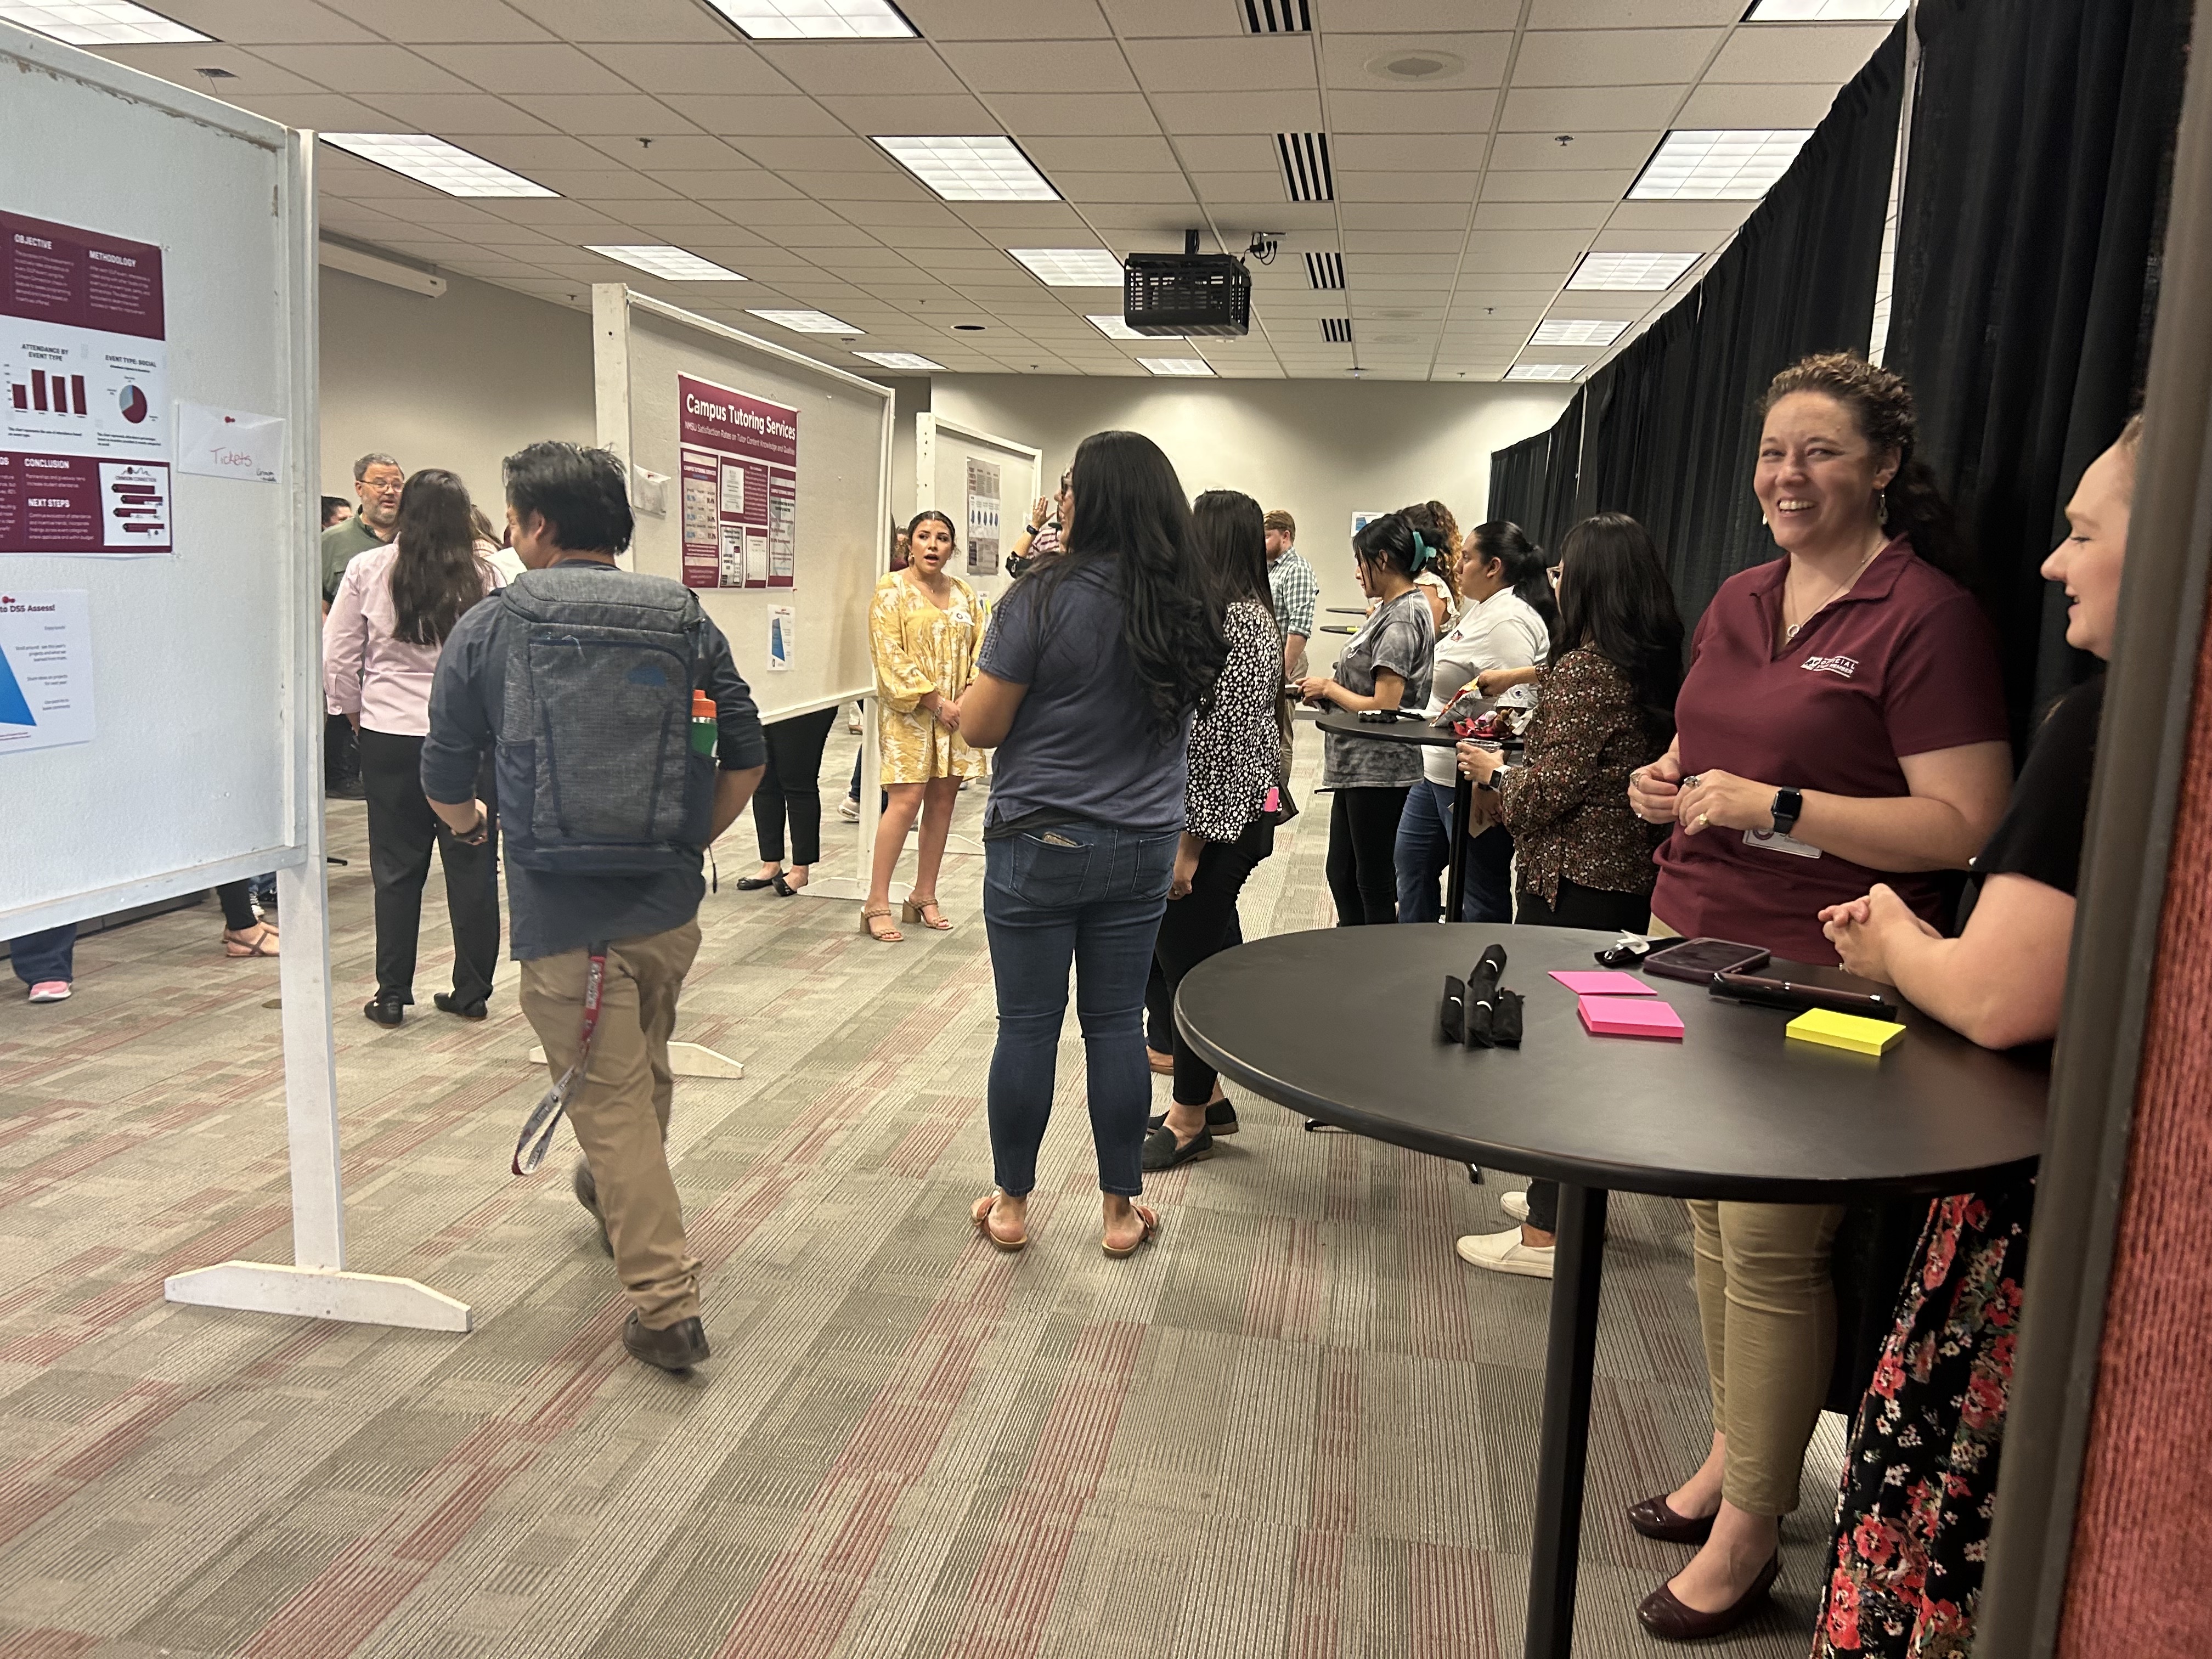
[767,604,793,671]
[176,403,284,484]
[0,588,94,754]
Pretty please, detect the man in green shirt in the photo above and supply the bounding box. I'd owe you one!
[320,452,403,797]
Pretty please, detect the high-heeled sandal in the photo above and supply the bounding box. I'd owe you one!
[860,906,903,943]
[901,895,953,930]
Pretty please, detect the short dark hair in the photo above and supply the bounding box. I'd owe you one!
[503,442,634,554]
[320,494,351,527]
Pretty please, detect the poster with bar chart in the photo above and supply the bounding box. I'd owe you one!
[1,210,171,555]
[676,373,796,591]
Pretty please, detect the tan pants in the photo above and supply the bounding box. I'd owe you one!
[519,919,703,1328]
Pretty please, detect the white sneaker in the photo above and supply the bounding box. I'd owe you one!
[1455,1227,1554,1279]
[1500,1190,1531,1223]
[26,980,71,1003]
[838,797,860,822]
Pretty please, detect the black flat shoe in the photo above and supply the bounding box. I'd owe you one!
[1142,1124,1215,1172]
[1636,1553,1780,1642]
[433,992,488,1021]
[734,871,783,891]
[771,872,797,896]
[1627,1493,1717,1545]
[623,1311,710,1373]
[363,992,405,1026]
[1147,1100,1238,1137]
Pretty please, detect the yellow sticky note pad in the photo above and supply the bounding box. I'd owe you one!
[1786,1007,1907,1056]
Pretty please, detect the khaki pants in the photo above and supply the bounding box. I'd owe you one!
[519,919,703,1328]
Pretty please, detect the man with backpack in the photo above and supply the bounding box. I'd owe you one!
[422,442,765,1373]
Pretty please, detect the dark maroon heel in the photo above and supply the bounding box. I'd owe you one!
[1635,1553,1781,1641]
[1626,1493,1718,1545]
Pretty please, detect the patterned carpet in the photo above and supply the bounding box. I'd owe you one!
[0,725,1841,1658]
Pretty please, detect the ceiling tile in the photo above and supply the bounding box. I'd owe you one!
[1481,168,1637,201]
[983,93,1161,136]
[159,0,381,42]
[834,201,973,228]
[1187,170,1282,201]
[1607,199,1757,232]
[1170,134,1278,172]
[353,93,552,132]
[936,39,1137,92]
[1056,172,1198,204]
[1337,171,1479,203]
[753,43,970,96]
[582,43,798,95]
[1339,204,1464,230]
[722,134,885,170]
[1321,0,1522,27]
[814,94,1001,132]
[91,43,322,93]
[412,42,635,92]
[1488,130,1664,169]
[660,95,850,136]
[1018,134,1177,170]
[1342,232,1466,254]
[1589,224,1726,252]
[1096,0,1244,36]
[898,0,1112,38]
[1499,86,1689,132]
[1525,0,1743,24]
[1704,22,1890,82]
[1473,201,1610,230]
[1320,32,1511,89]
[513,95,701,134]
[1124,36,1317,92]
[503,0,734,41]
[1332,133,1488,171]
[252,44,483,92]
[1511,28,1724,87]
[1675,82,1847,127]
[533,169,680,200]
[778,170,936,202]
[230,92,394,127]
[1329,88,1497,133]
[1458,229,1593,267]
[1147,90,1324,132]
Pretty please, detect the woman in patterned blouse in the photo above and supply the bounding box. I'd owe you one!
[1142,490,1288,1171]
[1453,512,1684,1280]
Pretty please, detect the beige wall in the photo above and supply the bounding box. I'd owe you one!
[318,267,593,517]
[927,375,1570,618]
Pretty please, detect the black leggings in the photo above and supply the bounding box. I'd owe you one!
[752,706,839,866]
[1513,878,1653,1233]
[1151,815,1275,1106]
[216,880,257,932]
[1327,785,1409,927]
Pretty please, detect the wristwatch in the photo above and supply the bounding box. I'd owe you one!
[1769,786,1803,836]
[1479,760,1510,793]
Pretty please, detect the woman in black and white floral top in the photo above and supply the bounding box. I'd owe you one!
[1143,489,1288,1172]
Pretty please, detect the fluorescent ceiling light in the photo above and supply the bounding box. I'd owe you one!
[1087,314,1180,341]
[748,308,861,334]
[586,245,747,281]
[1140,358,1215,377]
[0,1,209,44]
[1505,364,1582,381]
[1746,1,1905,18]
[873,136,1058,202]
[321,134,555,198]
[1631,129,1814,201]
[702,0,915,38]
[1566,251,1700,291]
[1531,318,1629,348]
[854,350,944,370]
[1008,247,1124,287]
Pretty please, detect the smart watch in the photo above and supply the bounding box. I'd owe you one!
[1769,786,1803,837]
[1479,760,1510,793]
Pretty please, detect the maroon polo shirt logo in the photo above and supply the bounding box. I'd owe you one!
[1801,653,1860,678]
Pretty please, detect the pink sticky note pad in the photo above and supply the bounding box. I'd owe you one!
[1578,996,1686,1040]
[1549,970,1657,997]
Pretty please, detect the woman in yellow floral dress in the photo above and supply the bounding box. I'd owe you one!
[863,510,988,941]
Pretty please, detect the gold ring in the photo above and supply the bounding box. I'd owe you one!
[1695,812,1710,829]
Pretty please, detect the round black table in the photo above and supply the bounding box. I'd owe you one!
[1313,708,1476,918]
[1176,924,2047,1659]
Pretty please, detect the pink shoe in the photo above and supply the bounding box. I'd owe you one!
[26,980,71,1003]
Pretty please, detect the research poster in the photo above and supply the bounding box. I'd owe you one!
[1,211,171,555]
[0,588,94,754]
[965,457,1001,577]
[677,373,795,590]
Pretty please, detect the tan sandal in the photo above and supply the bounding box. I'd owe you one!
[222,923,280,958]
[860,906,904,943]
[971,1189,1027,1252]
[1102,1202,1159,1259]
[901,894,954,930]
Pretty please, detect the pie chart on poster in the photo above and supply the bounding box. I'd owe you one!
[119,383,148,423]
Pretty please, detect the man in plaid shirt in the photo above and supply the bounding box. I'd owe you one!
[1265,509,1318,681]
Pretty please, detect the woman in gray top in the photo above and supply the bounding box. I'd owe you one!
[1297,511,1438,925]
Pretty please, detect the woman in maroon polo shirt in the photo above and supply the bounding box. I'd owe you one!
[1620,354,2012,1642]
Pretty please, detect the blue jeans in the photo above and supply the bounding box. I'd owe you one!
[9,923,76,986]
[983,819,1178,1199]
[1395,780,1515,923]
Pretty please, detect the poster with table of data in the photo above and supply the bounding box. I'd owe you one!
[677,372,795,591]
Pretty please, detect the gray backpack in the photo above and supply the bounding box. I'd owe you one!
[493,566,715,874]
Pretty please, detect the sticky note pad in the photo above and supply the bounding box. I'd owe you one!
[1786,1008,1907,1056]
[1578,996,1685,1040]
[1550,970,1657,997]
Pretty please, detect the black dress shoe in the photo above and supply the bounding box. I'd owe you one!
[433,992,488,1021]
[363,992,405,1026]
[1141,1124,1214,1172]
[734,871,783,891]
[1627,1493,1717,1545]
[623,1311,710,1372]
[1636,1553,1780,1641]
[572,1158,612,1256]
[1146,1100,1239,1136]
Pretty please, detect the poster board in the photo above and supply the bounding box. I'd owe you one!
[915,413,1042,607]
[593,286,893,725]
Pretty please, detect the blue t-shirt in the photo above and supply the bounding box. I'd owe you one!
[977,560,1189,834]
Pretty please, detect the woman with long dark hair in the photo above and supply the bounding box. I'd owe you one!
[1454,511,1682,1279]
[1299,511,1437,926]
[324,468,503,1025]
[1141,489,1286,1171]
[958,431,1224,1256]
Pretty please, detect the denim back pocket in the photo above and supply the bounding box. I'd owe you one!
[1127,830,1178,902]
[1011,829,1093,906]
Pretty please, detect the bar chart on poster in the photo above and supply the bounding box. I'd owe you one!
[915,413,1040,607]
[676,373,797,591]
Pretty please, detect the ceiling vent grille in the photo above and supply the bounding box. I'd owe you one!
[1320,318,1353,343]
[1304,250,1345,290]
[1243,0,1312,32]
[1275,132,1333,202]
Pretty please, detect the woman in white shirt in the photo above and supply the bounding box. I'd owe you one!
[1395,521,1552,922]
[324,469,504,1028]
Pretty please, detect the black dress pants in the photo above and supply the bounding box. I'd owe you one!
[1327,785,1409,927]
[357,726,500,1006]
[1512,878,1653,1233]
[1151,815,1275,1107]
[752,705,839,866]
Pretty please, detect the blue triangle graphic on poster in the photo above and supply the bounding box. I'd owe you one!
[0,647,35,726]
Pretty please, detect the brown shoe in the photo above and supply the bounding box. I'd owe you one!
[1627,1493,1717,1545]
[1146,1047,1174,1074]
[1635,1553,1779,1641]
[623,1311,710,1372]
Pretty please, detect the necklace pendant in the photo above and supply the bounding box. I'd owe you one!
[1784,622,1802,641]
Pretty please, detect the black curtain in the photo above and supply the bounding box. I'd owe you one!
[1486,426,1549,534]
[1886,0,2192,743]
[1533,388,1584,560]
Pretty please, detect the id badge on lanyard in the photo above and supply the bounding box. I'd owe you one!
[512,944,609,1175]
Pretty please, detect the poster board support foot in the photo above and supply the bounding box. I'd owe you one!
[164,1262,471,1331]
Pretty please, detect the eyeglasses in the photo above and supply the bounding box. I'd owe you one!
[360,480,403,495]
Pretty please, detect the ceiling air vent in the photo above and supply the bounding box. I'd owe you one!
[1320,318,1353,344]
[1305,250,1345,290]
[1276,132,1333,203]
[1243,0,1312,32]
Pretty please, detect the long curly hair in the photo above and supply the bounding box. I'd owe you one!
[1760,352,1968,581]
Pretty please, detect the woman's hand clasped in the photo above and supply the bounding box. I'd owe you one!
[1673,768,1774,837]
[1627,752,1685,825]
[932,697,962,732]
[1818,883,1933,983]
[1295,675,1335,707]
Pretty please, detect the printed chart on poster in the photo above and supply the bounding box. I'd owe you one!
[965,457,1001,577]
[678,372,795,591]
[0,587,93,754]
[1,210,171,555]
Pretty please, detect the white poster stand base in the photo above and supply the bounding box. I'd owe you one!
[165,1261,471,1331]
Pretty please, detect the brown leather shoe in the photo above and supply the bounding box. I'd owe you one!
[623,1311,710,1372]
[1627,1493,1717,1544]
[1635,1553,1780,1641]
[1146,1047,1174,1075]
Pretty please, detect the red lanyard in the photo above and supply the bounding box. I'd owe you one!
[512,945,608,1176]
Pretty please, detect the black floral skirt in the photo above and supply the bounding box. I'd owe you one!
[1812,1178,2036,1658]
